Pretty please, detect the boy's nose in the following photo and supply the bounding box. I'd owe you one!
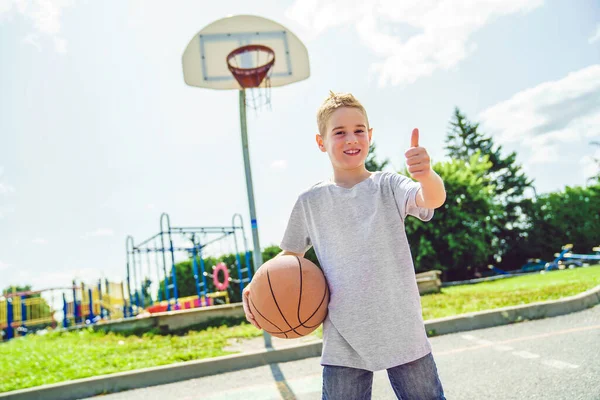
[346,135,358,144]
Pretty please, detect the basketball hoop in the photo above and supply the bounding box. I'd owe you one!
[226,44,275,111]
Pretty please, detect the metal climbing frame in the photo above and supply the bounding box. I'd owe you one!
[124,212,254,316]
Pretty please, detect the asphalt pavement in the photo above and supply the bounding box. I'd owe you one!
[90,305,600,400]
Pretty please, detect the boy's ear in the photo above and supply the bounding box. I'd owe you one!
[316,134,326,152]
[368,127,373,143]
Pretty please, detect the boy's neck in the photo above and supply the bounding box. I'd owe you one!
[331,167,372,188]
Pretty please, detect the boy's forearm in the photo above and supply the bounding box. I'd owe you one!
[416,172,446,209]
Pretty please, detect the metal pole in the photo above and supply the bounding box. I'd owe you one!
[125,236,134,317]
[20,295,27,334]
[238,89,271,349]
[135,250,145,308]
[72,280,80,324]
[6,297,14,340]
[160,213,178,310]
[88,288,95,323]
[191,236,203,299]
[131,249,140,310]
[62,293,69,328]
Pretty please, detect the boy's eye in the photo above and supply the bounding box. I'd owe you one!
[355,130,364,134]
[335,131,344,135]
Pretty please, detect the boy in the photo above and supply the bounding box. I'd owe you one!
[243,91,447,399]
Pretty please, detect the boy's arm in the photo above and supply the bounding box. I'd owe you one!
[405,128,446,209]
[416,171,446,209]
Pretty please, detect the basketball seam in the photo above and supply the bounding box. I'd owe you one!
[266,265,301,338]
[249,296,284,334]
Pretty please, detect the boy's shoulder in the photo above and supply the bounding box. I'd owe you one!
[297,171,408,200]
[296,179,332,201]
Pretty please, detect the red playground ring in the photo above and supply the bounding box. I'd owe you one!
[213,262,230,291]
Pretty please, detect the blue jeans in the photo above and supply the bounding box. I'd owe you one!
[322,352,445,400]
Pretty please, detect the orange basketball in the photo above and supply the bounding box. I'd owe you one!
[248,255,329,339]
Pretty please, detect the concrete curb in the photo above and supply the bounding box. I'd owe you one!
[424,284,600,336]
[3,284,599,400]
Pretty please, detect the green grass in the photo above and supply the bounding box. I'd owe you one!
[0,317,263,393]
[421,265,600,320]
[2,266,599,393]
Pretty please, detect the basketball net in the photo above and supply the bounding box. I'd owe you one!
[227,45,274,112]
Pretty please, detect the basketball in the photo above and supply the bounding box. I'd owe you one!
[248,255,329,339]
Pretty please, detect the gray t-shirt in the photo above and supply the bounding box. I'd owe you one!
[280,171,434,371]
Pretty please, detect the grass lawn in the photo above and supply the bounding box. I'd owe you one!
[2,265,599,393]
[421,265,600,320]
[0,318,263,393]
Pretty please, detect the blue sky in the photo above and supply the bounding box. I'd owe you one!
[1,0,599,294]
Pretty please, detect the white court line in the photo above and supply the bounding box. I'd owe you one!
[512,351,540,359]
[542,360,579,369]
[461,335,512,351]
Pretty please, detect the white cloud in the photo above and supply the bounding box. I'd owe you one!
[479,64,600,165]
[286,0,543,86]
[83,228,114,238]
[589,24,600,44]
[0,0,74,53]
[0,260,10,271]
[32,238,48,244]
[270,160,288,169]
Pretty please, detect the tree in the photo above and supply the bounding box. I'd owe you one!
[404,154,501,281]
[588,141,600,183]
[517,181,600,260]
[137,278,153,308]
[445,107,534,268]
[365,142,390,172]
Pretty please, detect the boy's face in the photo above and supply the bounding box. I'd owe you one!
[316,107,373,171]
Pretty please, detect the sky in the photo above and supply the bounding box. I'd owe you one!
[1,0,599,295]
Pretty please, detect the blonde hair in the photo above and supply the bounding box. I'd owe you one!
[317,91,369,137]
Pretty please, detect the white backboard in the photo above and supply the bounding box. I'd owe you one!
[182,15,310,90]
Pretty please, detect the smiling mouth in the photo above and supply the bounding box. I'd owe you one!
[343,149,361,156]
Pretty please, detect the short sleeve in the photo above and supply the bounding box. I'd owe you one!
[280,196,312,254]
[391,173,434,221]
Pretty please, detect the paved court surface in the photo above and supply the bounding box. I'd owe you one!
[91,305,600,399]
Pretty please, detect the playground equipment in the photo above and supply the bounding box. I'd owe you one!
[544,244,600,271]
[1,287,58,340]
[1,279,126,341]
[124,212,253,316]
[519,259,547,273]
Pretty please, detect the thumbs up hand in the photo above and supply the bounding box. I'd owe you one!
[405,128,432,181]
